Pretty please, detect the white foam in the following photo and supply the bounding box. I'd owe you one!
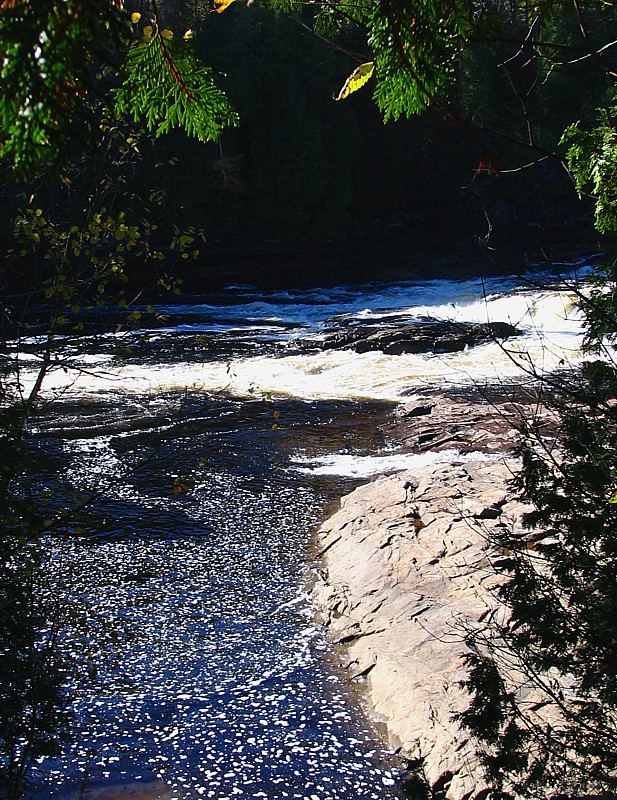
[19,324,584,403]
[293,448,494,477]
[13,283,590,403]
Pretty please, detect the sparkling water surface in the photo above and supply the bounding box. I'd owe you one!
[29,393,403,800]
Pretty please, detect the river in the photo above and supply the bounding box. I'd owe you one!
[17,264,587,800]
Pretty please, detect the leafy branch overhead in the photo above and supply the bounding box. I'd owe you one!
[114,20,238,141]
[322,0,469,117]
[0,0,238,174]
[325,0,617,240]
[0,0,127,172]
[562,109,617,233]
[2,0,617,229]
[368,0,468,121]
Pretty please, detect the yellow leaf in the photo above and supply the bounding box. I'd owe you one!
[131,11,141,23]
[160,28,173,40]
[334,61,375,101]
[213,0,236,13]
[183,29,194,39]
[142,24,153,41]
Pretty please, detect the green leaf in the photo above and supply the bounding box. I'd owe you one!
[0,0,127,173]
[561,109,617,233]
[368,0,468,122]
[114,30,239,143]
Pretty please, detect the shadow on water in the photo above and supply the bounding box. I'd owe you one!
[26,392,406,800]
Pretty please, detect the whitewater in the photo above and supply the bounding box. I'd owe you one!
[18,269,587,404]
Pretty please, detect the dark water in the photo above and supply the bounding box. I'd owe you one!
[28,391,404,800]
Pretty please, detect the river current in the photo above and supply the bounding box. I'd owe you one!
[19,266,588,799]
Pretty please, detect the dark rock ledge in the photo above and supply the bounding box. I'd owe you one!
[322,320,519,355]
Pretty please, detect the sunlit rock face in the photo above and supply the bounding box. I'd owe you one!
[312,395,556,799]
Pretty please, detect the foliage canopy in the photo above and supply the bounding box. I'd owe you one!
[2,0,617,227]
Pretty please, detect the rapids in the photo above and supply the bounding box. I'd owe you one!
[17,271,586,403]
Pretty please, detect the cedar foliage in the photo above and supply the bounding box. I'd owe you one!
[0,0,127,172]
[114,25,238,141]
[0,0,237,175]
[459,350,617,796]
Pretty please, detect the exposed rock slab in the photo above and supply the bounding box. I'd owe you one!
[311,395,548,798]
[382,392,558,456]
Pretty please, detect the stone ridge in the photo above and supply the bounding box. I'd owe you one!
[311,395,549,798]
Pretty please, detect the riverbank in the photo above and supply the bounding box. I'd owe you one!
[311,391,554,798]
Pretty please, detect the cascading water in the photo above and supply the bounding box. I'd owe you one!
[17,269,586,404]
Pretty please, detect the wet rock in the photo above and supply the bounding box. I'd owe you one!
[383,392,559,456]
[322,320,519,355]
